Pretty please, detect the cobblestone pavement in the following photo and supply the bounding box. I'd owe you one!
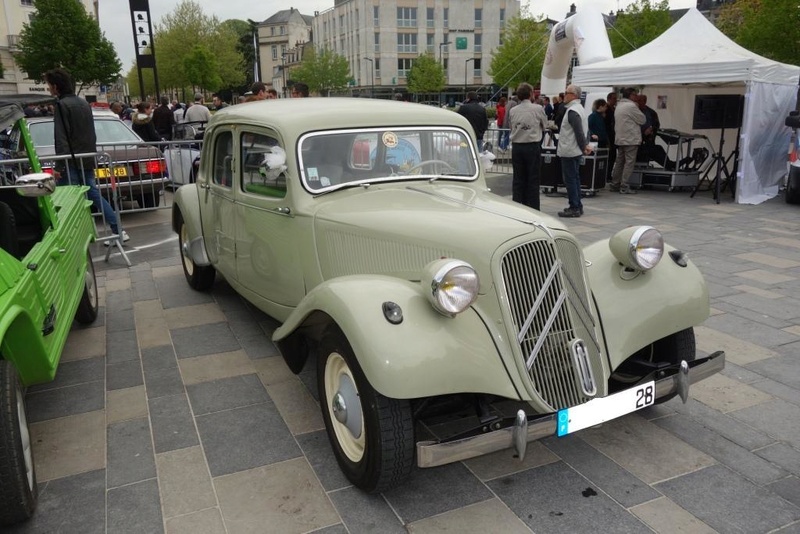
[10,180,800,534]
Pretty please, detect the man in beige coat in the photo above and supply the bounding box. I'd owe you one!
[609,87,646,194]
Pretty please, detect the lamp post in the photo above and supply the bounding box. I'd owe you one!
[438,41,450,65]
[464,58,475,99]
[281,53,288,98]
[364,57,374,98]
[247,19,260,82]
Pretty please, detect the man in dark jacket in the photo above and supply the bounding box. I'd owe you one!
[457,91,488,146]
[45,67,127,242]
[152,96,175,140]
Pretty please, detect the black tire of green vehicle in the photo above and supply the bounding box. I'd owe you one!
[178,215,215,291]
[0,360,37,526]
[652,327,696,404]
[0,202,19,258]
[75,251,99,324]
[317,327,414,493]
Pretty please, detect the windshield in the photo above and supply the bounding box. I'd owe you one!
[299,127,478,193]
[28,117,142,148]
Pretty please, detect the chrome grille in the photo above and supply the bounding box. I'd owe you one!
[500,239,595,410]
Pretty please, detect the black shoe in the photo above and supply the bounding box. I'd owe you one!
[558,207,581,218]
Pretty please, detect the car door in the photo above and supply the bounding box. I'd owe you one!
[199,128,237,278]
[234,129,305,308]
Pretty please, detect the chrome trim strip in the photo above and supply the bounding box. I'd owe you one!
[525,290,567,369]
[416,351,725,468]
[188,236,212,266]
[516,259,562,344]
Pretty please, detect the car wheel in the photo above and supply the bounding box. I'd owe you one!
[136,192,160,209]
[75,251,98,324]
[651,328,696,404]
[317,327,414,493]
[178,215,215,291]
[786,167,800,204]
[0,360,37,526]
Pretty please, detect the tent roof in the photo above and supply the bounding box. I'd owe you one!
[573,8,800,86]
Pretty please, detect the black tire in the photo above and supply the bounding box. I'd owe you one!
[0,360,37,526]
[317,327,414,493]
[786,167,800,204]
[75,251,98,324]
[652,328,696,404]
[0,202,19,258]
[178,214,215,291]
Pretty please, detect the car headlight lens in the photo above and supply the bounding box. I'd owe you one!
[422,259,480,316]
[610,226,664,271]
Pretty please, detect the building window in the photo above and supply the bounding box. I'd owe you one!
[426,34,435,53]
[397,33,417,53]
[427,8,434,28]
[500,8,506,28]
[473,58,482,77]
[21,0,34,5]
[281,44,286,55]
[397,58,414,77]
[443,8,448,28]
[374,32,380,52]
[270,27,275,36]
[443,59,448,72]
[272,46,278,60]
[375,58,381,78]
[339,15,345,32]
[280,26,286,35]
[475,9,482,28]
[397,7,417,28]
[474,34,482,53]
[374,6,379,25]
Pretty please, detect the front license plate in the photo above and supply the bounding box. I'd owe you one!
[95,167,127,179]
[557,381,655,437]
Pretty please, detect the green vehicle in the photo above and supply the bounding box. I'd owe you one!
[0,96,98,525]
[173,98,725,493]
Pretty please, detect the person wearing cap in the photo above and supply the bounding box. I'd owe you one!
[184,92,211,123]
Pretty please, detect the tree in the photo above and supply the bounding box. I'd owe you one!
[15,0,121,93]
[290,47,350,96]
[406,53,445,97]
[488,12,550,92]
[607,0,673,57]
[716,0,800,65]
[183,45,222,91]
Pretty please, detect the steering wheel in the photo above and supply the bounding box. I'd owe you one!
[405,159,456,175]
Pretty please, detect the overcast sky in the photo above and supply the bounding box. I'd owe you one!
[99,0,697,70]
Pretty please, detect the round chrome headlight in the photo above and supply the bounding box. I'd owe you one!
[609,226,664,271]
[422,259,480,316]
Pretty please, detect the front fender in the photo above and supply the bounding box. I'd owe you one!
[274,275,520,400]
[584,240,709,370]
[172,184,211,266]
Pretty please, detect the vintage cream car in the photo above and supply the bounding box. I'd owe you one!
[173,98,725,492]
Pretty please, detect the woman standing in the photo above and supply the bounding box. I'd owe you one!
[131,102,162,143]
[588,98,609,147]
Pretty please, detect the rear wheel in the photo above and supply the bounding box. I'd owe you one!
[0,360,37,526]
[75,251,99,324]
[178,214,215,291]
[317,327,414,493]
[786,167,800,204]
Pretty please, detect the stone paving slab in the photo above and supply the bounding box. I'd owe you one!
[13,183,800,533]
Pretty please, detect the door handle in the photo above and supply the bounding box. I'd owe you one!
[272,207,291,215]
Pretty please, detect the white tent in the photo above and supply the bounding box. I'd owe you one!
[572,8,800,204]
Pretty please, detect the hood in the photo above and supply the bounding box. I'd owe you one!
[313,183,567,291]
[132,113,152,125]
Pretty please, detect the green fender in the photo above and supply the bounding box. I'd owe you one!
[171,184,211,266]
[584,240,709,370]
[273,275,520,400]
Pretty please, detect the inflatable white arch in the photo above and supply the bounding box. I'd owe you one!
[541,7,613,96]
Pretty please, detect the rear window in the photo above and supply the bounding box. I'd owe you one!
[27,117,141,148]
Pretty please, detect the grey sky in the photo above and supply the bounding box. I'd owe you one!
[99,0,696,72]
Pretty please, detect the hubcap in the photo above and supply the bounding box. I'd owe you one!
[180,224,194,276]
[16,388,34,492]
[324,352,365,463]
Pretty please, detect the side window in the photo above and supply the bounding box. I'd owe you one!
[240,132,287,199]
[212,131,233,187]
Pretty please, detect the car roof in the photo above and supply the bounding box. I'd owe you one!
[209,98,473,140]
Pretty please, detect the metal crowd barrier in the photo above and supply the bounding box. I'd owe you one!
[484,127,512,175]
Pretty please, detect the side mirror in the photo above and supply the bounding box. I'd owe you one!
[15,172,56,197]
[786,111,800,129]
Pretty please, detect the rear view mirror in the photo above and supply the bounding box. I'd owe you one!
[15,172,55,197]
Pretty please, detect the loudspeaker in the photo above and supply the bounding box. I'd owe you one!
[692,95,744,130]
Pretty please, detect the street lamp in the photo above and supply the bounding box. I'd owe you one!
[364,57,374,98]
[247,19,261,82]
[464,58,475,99]
[281,53,288,98]
[438,41,450,65]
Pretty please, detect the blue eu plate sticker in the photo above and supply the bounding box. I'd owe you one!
[557,409,569,437]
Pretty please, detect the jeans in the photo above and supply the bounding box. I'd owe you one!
[561,155,583,211]
[58,165,119,234]
[511,142,542,210]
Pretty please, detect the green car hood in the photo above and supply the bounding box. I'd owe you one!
[312,183,567,290]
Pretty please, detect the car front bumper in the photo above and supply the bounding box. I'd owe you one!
[416,350,725,468]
